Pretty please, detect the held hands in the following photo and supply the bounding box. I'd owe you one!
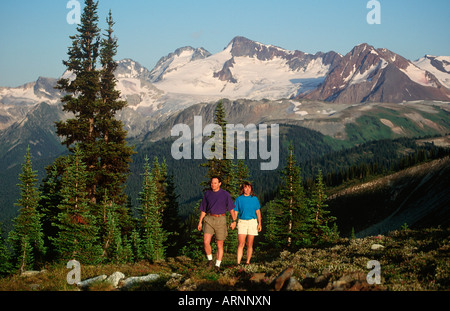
[230,221,237,230]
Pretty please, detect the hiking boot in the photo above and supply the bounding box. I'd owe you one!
[206,260,214,270]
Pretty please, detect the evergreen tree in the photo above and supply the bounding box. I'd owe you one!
[178,199,204,259]
[0,224,13,276]
[162,174,182,257]
[152,157,168,214]
[8,148,45,273]
[200,101,235,193]
[308,169,337,244]
[98,191,128,262]
[130,228,143,262]
[55,0,102,203]
[236,159,250,185]
[55,1,134,209]
[38,163,63,261]
[97,10,135,208]
[138,157,167,261]
[51,146,102,264]
[261,201,283,249]
[275,142,311,248]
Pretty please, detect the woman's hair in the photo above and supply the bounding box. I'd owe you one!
[239,181,254,197]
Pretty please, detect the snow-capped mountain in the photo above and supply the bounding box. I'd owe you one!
[149,46,211,83]
[114,58,164,113]
[301,43,450,103]
[0,77,60,130]
[1,36,449,132]
[153,36,341,101]
[413,55,450,89]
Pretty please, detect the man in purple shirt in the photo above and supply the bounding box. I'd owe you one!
[198,176,237,270]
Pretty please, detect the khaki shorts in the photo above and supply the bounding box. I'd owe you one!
[237,219,258,236]
[203,215,228,241]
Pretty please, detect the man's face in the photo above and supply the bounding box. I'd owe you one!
[211,178,221,192]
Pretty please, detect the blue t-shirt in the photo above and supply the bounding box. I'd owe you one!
[234,195,261,220]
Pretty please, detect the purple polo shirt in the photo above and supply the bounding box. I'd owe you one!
[199,188,235,215]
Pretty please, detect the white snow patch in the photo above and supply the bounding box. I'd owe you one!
[400,63,435,87]
[414,56,450,89]
[154,44,329,101]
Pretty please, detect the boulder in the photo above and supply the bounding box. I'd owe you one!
[371,244,385,250]
[314,269,332,288]
[273,266,294,291]
[77,275,108,289]
[121,274,160,289]
[178,278,197,291]
[20,271,41,277]
[326,272,368,291]
[250,273,266,283]
[285,277,303,291]
[105,271,125,288]
[165,273,184,290]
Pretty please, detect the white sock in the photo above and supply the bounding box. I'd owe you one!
[215,260,221,267]
[207,254,213,261]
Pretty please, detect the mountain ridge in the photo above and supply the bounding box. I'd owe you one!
[1,36,448,121]
[301,43,450,103]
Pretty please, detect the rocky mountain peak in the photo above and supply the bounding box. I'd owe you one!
[116,59,151,80]
[227,36,291,61]
[301,43,450,103]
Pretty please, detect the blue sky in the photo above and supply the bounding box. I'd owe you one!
[0,0,449,87]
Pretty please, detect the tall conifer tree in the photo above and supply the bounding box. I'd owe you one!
[38,163,63,261]
[98,10,135,207]
[309,169,337,244]
[55,1,134,209]
[138,157,167,261]
[275,142,312,248]
[200,101,236,193]
[55,0,102,203]
[163,174,182,256]
[51,146,102,264]
[0,224,12,276]
[8,148,45,273]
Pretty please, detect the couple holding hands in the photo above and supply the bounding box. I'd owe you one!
[198,176,262,271]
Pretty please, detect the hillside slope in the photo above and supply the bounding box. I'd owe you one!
[328,156,450,237]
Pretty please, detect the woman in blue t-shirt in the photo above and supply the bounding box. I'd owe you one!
[233,181,262,265]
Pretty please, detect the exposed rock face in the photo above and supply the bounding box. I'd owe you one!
[214,36,342,84]
[301,43,450,103]
[214,57,238,83]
